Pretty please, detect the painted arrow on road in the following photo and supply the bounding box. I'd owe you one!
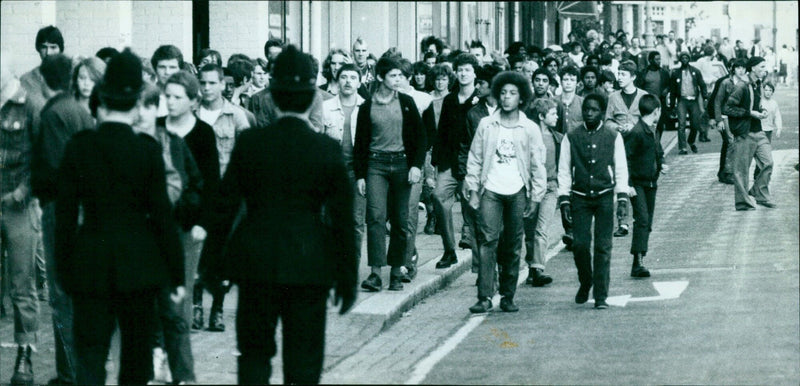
[589,281,689,307]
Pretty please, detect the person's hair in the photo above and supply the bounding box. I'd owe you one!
[95,47,118,62]
[198,63,224,81]
[527,45,543,57]
[72,56,106,98]
[558,65,580,79]
[141,56,156,84]
[490,71,533,107]
[747,56,765,71]
[582,92,607,112]
[729,58,747,71]
[612,41,624,49]
[580,65,599,81]
[227,59,254,86]
[599,53,613,66]
[375,56,402,79]
[380,47,403,60]
[530,98,558,124]
[309,55,320,77]
[476,64,501,85]
[423,51,437,63]
[166,70,201,100]
[197,48,222,66]
[453,53,480,73]
[139,82,161,108]
[585,53,600,65]
[426,63,455,90]
[647,50,660,65]
[397,58,414,78]
[322,48,352,81]
[599,70,616,85]
[420,35,444,54]
[505,41,527,57]
[638,93,661,116]
[40,54,73,91]
[151,45,184,72]
[703,45,715,57]
[542,56,560,69]
[618,60,638,76]
[89,84,100,118]
[532,67,552,83]
[469,40,486,55]
[352,37,367,52]
[508,54,526,69]
[271,89,315,114]
[227,53,251,67]
[336,63,361,80]
[762,81,775,92]
[35,25,64,52]
[264,38,285,57]
[253,58,268,72]
[413,60,429,75]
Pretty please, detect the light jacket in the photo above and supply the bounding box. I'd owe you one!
[322,94,365,145]
[464,110,547,202]
[203,99,250,176]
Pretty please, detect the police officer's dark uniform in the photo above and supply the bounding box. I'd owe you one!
[203,45,357,384]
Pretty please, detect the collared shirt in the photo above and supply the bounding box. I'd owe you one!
[681,68,697,99]
[200,99,250,175]
[464,110,547,202]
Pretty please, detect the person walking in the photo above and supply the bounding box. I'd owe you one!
[558,94,630,309]
[465,71,547,313]
[670,52,708,154]
[711,58,748,184]
[203,46,357,384]
[55,48,185,384]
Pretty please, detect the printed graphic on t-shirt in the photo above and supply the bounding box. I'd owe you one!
[495,138,517,164]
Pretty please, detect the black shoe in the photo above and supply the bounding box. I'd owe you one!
[613,224,629,237]
[46,377,74,385]
[631,266,651,278]
[529,268,553,287]
[594,299,609,309]
[469,298,492,313]
[718,177,734,184]
[757,201,777,208]
[11,345,33,386]
[207,309,225,332]
[192,305,203,330]
[361,273,382,292]
[690,144,698,153]
[435,250,458,269]
[388,275,404,291]
[736,205,756,211]
[424,216,436,235]
[678,149,688,155]
[401,265,417,283]
[499,297,519,312]
[562,233,573,248]
[458,239,472,249]
[575,286,590,304]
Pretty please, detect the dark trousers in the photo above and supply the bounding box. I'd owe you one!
[630,186,657,254]
[476,188,526,300]
[73,289,159,385]
[152,287,195,382]
[366,153,411,268]
[236,283,328,385]
[718,119,735,180]
[677,97,704,151]
[571,194,614,301]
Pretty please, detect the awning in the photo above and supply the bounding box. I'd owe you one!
[556,1,599,18]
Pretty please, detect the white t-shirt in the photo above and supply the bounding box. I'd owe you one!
[484,126,525,195]
[198,106,222,126]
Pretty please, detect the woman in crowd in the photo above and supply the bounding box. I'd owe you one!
[72,56,106,116]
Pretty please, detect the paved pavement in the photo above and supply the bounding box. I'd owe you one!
[1,85,795,384]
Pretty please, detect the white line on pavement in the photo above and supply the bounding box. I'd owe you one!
[405,243,566,384]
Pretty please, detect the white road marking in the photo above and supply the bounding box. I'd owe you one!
[588,281,689,307]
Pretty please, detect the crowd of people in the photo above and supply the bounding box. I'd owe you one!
[0,23,787,385]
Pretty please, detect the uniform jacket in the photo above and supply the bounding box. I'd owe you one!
[248,88,325,132]
[352,92,427,180]
[203,116,357,289]
[604,88,648,132]
[624,119,664,188]
[55,121,184,295]
[464,110,547,202]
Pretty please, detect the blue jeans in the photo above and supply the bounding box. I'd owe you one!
[571,193,614,301]
[405,180,423,269]
[1,199,40,345]
[433,169,469,252]
[366,152,411,268]
[348,169,367,266]
[476,188,526,300]
[42,203,75,382]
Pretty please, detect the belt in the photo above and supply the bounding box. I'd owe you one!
[369,151,406,159]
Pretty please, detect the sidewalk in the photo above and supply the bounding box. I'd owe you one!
[0,130,680,385]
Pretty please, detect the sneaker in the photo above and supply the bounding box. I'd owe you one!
[208,309,225,332]
[469,298,492,313]
[361,273,382,292]
[594,299,609,309]
[499,297,519,312]
[152,347,172,384]
[388,275,404,291]
[613,224,629,237]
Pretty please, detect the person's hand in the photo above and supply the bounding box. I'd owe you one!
[408,167,421,184]
[524,200,539,218]
[191,225,207,241]
[357,179,366,196]
[468,191,480,211]
[559,201,572,226]
[750,110,767,119]
[775,130,781,139]
[334,285,356,315]
[616,199,628,219]
[170,286,186,304]
[425,177,436,189]
[716,121,726,133]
